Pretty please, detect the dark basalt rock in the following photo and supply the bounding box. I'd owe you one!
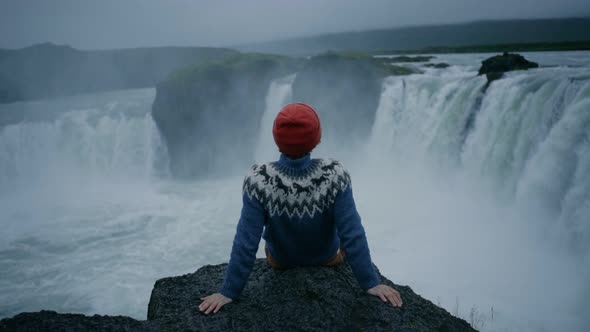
[0,259,476,331]
[478,52,538,83]
[148,259,475,331]
[387,55,435,63]
[151,53,302,178]
[424,63,450,69]
[152,51,404,178]
[291,52,390,146]
[0,311,151,332]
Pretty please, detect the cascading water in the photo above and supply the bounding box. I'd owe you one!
[463,69,590,195]
[0,89,168,193]
[368,63,590,249]
[361,56,590,331]
[511,81,590,245]
[254,74,296,163]
[367,73,487,168]
[0,89,180,319]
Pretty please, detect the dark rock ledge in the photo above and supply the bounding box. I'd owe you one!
[478,52,539,83]
[1,259,476,331]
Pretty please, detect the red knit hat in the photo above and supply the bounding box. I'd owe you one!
[272,103,321,157]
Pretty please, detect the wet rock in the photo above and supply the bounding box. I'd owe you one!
[291,52,389,146]
[424,63,450,69]
[478,52,538,82]
[152,51,402,178]
[151,54,301,178]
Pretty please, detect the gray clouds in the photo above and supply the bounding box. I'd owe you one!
[1,0,589,49]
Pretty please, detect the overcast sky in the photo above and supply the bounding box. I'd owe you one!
[1,0,589,49]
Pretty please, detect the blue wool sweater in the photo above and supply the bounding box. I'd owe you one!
[220,154,380,299]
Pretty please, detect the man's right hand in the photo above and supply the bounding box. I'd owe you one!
[367,284,403,307]
[199,293,233,314]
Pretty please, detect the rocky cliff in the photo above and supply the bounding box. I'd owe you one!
[291,52,407,146]
[152,52,415,178]
[152,53,302,178]
[0,259,476,332]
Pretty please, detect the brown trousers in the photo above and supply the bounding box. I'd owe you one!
[265,247,345,270]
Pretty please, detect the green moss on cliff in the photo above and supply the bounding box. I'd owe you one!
[168,53,303,82]
[309,51,419,77]
[383,64,421,75]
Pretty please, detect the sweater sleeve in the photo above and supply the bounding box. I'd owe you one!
[219,181,266,299]
[333,174,381,290]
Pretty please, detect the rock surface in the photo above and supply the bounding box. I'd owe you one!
[151,53,301,177]
[478,52,538,82]
[0,311,150,332]
[291,52,394,147]
[1,259,476,332]
[152,51,411,178]
[386,55,435,63]
[424,63,450,69]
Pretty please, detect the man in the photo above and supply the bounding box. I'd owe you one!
[199,103,402,314]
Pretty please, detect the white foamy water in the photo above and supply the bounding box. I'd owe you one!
[254,74,296,163]
[1,52,590,331]
[0,89,168,190]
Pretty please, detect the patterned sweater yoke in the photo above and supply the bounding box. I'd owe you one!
[243,158,351,219]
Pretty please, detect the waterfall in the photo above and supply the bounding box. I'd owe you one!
[464,69,590,247]
[254,74,296,163]
[368,66,590,248]
[367,71,487,168]
[515,92,590,245]
[462,70,588,191]
[0,89,168,191]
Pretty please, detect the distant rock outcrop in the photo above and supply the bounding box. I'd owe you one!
[292,52,412,146]
[152,54,302,178]
[424,63,450,69]
[478,52,538,83]
[0,259,476,332]
[386,55,435,63]
[152,51,415,178]
[0,43,238,103]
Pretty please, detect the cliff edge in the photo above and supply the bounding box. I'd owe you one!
[1,259,475,331]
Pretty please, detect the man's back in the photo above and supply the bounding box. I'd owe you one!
[221,152,380,299]
[244,155,350,267]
